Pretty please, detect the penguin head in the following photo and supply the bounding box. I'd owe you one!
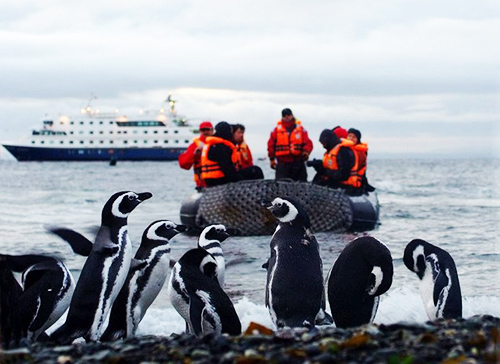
[200,224,230,244]
[102,191,153,223]
[144,220,188,242]
[179,248,218,281]
[264,197,310,228]
[403,239,429,279]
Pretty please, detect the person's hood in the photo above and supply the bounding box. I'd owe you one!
[319,129,340,151]
[214,121,233,142]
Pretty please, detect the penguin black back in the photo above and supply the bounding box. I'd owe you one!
[327,236,393,328]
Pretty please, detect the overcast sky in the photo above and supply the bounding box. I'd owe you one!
[0,0,499,159]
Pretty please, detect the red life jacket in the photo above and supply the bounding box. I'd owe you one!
[235,142,252,170]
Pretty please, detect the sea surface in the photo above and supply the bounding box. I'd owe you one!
[0,158,499,336]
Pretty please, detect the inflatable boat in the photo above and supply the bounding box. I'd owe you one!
[179,179,379,236]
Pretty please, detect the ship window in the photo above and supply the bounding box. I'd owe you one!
[174,130,179,134]
[123,140,128,144]
[99,121,104,125]
[50,141,54,144]
[40,141,45,144]
[70,131,74,135]
[154,140,158,144]
[134,140,138,144]
[175,140,179,144]
[110,140,114,144]
[31,141,35,144]
[185,140,189,143]
[99,141,104,144]
[70,121,74,125]
[110,131,113,134]
[99,131,104,134]
[89,140,94,144]
[123,131,128,134]
[164,130,168,134]
[144,140,148,144]
[79,131,84,135]
[69,141,74,144]
[153,131,158,134]
[109,121,113,125]
[89,131,94,135]
[80,121,84,125]
[89,121,93,125]
[60,141,64,144]
[80,141,84,144]
[144,131,148,134]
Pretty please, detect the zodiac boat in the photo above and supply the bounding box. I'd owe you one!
[180,179,380,236]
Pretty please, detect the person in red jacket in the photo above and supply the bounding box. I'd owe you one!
[267,108,313,181]
[178,121,214,191]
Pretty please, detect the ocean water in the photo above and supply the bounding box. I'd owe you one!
[0,158,499,337]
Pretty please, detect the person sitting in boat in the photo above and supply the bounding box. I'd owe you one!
[308,129,360,193]
[178,121,214,191]
[200,121,243,187]
[232,123,264,181]
[267,108,313,182]
[346,128,375,193]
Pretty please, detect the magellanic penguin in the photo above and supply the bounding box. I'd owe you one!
[326,236,393,328]
[50,191,152,344]
[100,220,187,341]
[0,255,24,348]
[403,239,462,320]
[167,248,241,337]
[197,224,230,288]
[262,197,325,329]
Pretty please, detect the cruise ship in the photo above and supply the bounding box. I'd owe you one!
[2,96,199,161]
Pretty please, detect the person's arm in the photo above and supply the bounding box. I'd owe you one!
[302,130,313,155]
[267,128,277,169]
[208,144,241,182]
[178,142,197,169]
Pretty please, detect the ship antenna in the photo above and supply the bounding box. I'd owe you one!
[84,94,98,115]
[165,93,176,114]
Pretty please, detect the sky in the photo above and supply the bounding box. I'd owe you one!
[0,0,499,159]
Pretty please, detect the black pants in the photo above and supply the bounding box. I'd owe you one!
[276,161,307,182]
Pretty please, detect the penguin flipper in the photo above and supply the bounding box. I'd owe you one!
[48,227,93,256]
[433,270,449,306]
[188,291,205,337]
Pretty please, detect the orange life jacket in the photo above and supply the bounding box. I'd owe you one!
[200,136,237,180]
[274,120,305,157]
[323,139,365,188]
[235,142,252,170]
[352,142,368,181]
[192,137,204,186]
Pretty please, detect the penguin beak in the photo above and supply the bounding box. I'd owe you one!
[175,224,188,233]
[137,192,153,202]
[226,228,240,236]
[260,199,273,209]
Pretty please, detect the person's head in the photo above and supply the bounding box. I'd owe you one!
[332,126,348,139]
[214,121,233,142]
[199,121,214,137]
[232,124,245,144]
[319,129,340,151]
[281,108,294,123]
[347,128,362,144]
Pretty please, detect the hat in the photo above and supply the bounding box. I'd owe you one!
[214,121,233,141]
[332,126,348,139]
[347,128,362,142]
[281,108,293,117]
[199,121,213,130]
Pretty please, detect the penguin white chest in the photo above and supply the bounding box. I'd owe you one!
[419,265,438,319]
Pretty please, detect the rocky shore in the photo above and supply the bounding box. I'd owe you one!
[1,315,499,363]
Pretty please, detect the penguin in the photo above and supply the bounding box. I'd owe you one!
[403,239,462,320]
[167,248,241,337]
[1,254,75,343]
[262,197,325,329]
[0,256,24,348]
[50,190,152,344]
[326,236,393,328]
[100,220,187,341]
[197,224,229,288]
